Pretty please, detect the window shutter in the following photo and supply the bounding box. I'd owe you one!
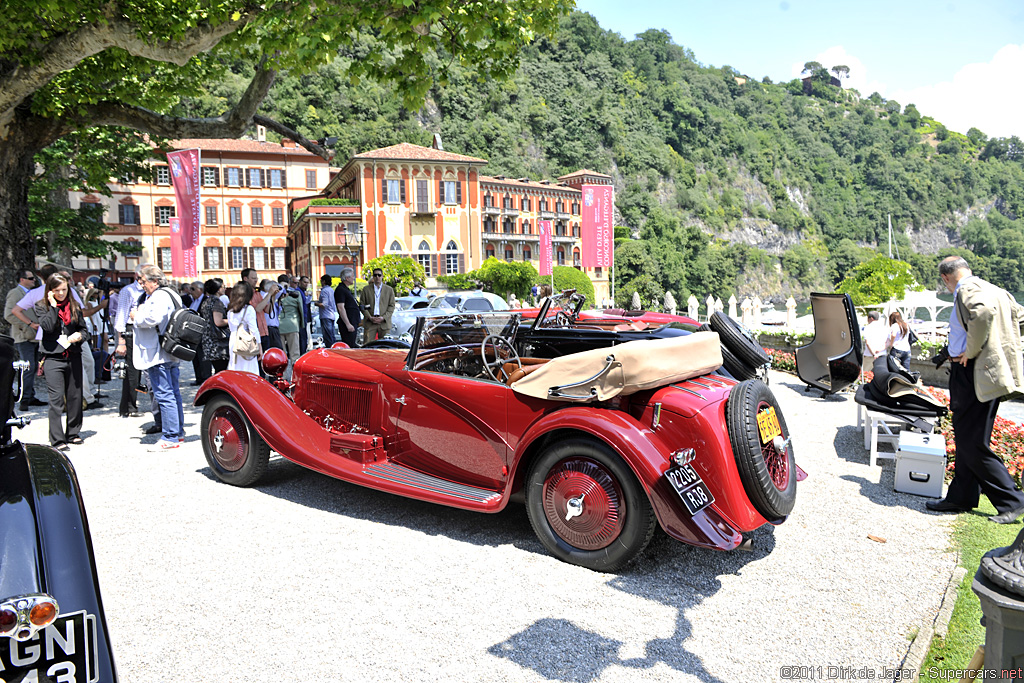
[214,167,221,186]
[458,254,465,274]
[381,178,387,203]
[243,248,250,269]
[400,180,406,204]
[456,181,462,205]
[118,205,125,224]
[432,254,439,277]
[203,248,210,270]
[217,247,224,269]
[438,179,444,204]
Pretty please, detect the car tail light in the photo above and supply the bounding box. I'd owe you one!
[29,600,57,627]
[0,608,16,633]
[0,594,59,641]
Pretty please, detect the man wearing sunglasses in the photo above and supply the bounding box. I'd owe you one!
[357,268,395,344]
[5,268,47,410]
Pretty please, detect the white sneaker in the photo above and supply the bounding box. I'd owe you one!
[149,439,181,451]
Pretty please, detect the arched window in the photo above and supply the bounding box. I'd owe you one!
[557,248,565,265]
[390,240,402,252]
[522,220,531,235]
[523,247,532,261]
[445,241,461,275]
[485,245,495,260]
[416,240,431,276]
[504,247,514,261]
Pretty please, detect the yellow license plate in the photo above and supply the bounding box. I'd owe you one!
[757,407,782,443]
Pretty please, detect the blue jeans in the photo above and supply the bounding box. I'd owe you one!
[319,317,337,346]
[147,362,183,442]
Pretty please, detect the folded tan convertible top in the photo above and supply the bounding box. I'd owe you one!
[511,332,724,402]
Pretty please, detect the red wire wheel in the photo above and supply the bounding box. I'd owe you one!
[541,457,625,550]
[758,401,791,492]
[200,394,270,487]
[527,439,656,572]
[726,379,797,519]
[207,405,248,472]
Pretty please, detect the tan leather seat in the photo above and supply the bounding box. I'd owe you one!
[506,362,547,386]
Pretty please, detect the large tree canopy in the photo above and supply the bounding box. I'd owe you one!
[0,0,571,329]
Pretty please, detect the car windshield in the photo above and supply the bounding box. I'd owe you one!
[531,290,585,330]
[411,312,520,373]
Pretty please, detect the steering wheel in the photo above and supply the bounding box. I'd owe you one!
[481,334,522,382]
[542,310,571,328]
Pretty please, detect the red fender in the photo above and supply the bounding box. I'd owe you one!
[195,371,333,463]
[511,407,742,551]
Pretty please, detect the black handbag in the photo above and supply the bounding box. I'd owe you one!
[907,328,919,346]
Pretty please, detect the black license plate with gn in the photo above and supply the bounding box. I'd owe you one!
[666,464,715,516]
[0,611,97,683]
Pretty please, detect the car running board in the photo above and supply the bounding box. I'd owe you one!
[363,462,502,508]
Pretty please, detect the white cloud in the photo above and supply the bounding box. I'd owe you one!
[789,46,887,98]
[889,44,1024,139]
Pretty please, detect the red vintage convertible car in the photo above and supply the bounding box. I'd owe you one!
[196,312,797,571]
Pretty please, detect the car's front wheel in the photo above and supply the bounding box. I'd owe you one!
[201,394,270,487]
[526,438,656,572]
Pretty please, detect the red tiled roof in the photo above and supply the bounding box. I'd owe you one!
[557,169,612,180]
[480,175,578,193]
[352,142,487,164]
[171,138,324,158]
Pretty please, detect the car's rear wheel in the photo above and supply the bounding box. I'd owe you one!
[201,394,270,487]
[726,380,796,519]
[526,438,655,571]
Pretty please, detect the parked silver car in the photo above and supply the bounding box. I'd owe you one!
[389,291,510,336]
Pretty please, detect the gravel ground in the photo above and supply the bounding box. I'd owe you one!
[14,368,957,683]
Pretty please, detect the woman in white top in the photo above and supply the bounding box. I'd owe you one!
[885,310,912,369]
[226,281,261,374]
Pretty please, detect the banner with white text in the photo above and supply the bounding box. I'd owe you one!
[581,184,613,269]
[538,219,553,276]
[166,149,201,277]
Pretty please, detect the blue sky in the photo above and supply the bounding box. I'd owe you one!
[576,0,1024,139]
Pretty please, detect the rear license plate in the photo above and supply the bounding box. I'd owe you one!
[0,610,97,683]
[666,464,715,516]
[757,406,782,444]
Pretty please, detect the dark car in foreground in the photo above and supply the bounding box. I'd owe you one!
[0,334,118,682]
[196,304,798,571]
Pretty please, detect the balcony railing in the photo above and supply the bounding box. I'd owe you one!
[315,230,364,248]
[552,234,575,243]
[539,210,554,220]
[555,211,570,220]
[482,231,539,242]
[482,205,501,215]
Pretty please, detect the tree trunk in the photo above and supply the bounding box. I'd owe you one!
[0,112,62,335]
[46,164,74,265]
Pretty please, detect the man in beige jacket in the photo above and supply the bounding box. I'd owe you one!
[927,256,1024,523]
[4,268,47,410]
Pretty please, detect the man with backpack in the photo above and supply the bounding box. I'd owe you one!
[131,265,186,451]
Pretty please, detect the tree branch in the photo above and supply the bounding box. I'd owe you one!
[252,114,331,161]
[0,9,257,131]
[75,64,277,140]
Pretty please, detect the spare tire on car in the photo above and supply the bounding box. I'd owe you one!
[726,379,797,520]
[709,311,770,368]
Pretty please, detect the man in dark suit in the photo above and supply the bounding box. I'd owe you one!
[357,267,395,343]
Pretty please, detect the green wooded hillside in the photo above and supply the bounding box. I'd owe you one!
[176,11,1024,305]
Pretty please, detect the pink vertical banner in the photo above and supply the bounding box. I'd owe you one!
[167,149,201,277]
[169,217,185,277]
[581,184,613,268]
[538,219,553,276]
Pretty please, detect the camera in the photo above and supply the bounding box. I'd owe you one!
[112,358,127,379]
[930,345,950,369]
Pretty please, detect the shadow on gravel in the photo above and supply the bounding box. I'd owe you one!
[775,380,853,403]
[196,460,544,557]
[489,526,777,682]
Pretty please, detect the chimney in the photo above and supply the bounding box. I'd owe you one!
[257,125,266,142]
[519,177,530,183]
[280,138,296,148]
[432,133,444,151]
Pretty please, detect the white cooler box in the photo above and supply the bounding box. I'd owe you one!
[895,431,947,498]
